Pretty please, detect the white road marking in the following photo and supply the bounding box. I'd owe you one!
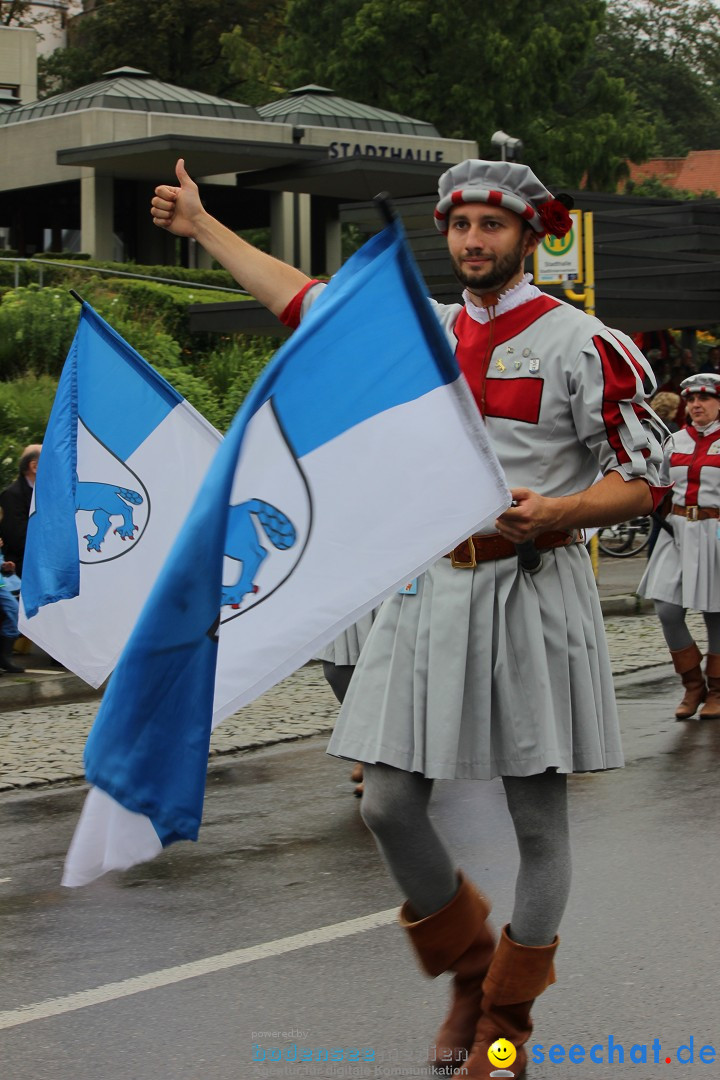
[0,906,397,1030]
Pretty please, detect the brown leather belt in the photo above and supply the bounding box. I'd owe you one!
[445,530,580,568]
[671,504,720,521]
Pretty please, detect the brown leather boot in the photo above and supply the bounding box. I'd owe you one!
[671,642,706,719]
[463,926,558,1079]
[700,653,720,719]
[400,873,495,1072]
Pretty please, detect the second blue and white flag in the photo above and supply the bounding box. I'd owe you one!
[19,303,221,685]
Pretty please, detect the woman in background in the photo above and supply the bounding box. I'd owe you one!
[639,374,720,718]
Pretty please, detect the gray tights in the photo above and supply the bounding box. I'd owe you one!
[361,763,570,947]
[655,600,720,654]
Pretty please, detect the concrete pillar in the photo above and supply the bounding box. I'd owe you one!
[196,244,214,270]
[296,192,312,276]
[133,182,176,265]
[324,211,342,275]
[80,170,114,260]
[270,191,294,265]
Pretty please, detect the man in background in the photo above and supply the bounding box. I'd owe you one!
[0,444,41,576]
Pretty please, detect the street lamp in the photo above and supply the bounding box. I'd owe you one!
[490,130,523,162]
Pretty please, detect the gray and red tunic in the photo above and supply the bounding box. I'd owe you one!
[284,275,666,778]
[638,418,720,612]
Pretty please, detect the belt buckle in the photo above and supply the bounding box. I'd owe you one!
[451,537,477,569]
[686,505,699,521]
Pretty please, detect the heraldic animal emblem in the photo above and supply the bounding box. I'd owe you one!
[76,479,144,552]
[223,498,297,607]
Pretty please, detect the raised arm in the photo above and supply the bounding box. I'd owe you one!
[150,159,312,319]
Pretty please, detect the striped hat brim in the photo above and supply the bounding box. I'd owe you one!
[434,187,543,235]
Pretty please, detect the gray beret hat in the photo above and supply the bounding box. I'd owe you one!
[434,159,572,237]
[680,373,720,398]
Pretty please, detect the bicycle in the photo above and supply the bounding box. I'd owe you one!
[596,515,652,557]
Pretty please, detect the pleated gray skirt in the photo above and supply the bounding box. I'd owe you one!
[315,608,380,665]
[327,544,623,779]
[637,516,720,612]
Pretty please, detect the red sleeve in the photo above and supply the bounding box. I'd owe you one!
[278,281,322,329]
[593,334,650,468]
[647,481,673,511]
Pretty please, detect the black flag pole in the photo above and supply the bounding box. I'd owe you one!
[69,289,85,306]
[373,191,398,227]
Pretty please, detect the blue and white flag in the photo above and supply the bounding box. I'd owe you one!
[19,304,221,686]
[63,218,511,886]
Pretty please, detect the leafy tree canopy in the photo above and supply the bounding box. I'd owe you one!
[39,0,286,100]
[34,0,720,191]
[596,0,720,155]
[276,0,655,189]
[0,1,32,25]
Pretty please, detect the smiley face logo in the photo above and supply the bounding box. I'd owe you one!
[488,1038,517,1069]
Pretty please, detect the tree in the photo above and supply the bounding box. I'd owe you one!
[38,0,286,100]
[595,0,720,155]
[624,176,718,199]
[220,24,287,105]
[0,1,32,25]
[528,67,655,191]
[276,0,655,189]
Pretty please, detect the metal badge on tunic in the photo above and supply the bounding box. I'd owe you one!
[529,357,540,373]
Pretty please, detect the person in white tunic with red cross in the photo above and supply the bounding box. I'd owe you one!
[638,372,720,720]
[150,157,666,1080]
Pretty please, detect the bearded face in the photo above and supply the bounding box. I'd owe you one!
[446,205,537,298]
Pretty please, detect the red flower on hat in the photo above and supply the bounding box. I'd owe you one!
[537,198,573,238]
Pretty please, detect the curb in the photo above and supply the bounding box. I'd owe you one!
[0,672,103,713]
[599,594,653,617]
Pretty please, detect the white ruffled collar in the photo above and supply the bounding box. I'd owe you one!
[693,417,720,437]
[462,274,542,325]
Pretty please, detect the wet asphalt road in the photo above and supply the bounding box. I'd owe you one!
[2,670,720,1080]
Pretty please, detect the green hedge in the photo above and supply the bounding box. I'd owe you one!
[0,255,246,293]
[29,256,241,290]
[36,252,92,261]
[0,286,79,379]
[0,374,58,489]
[0,282,281,435]
[103,278,246,355]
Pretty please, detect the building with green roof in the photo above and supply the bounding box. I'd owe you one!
[257,84,440,137]
[0,36,476,272]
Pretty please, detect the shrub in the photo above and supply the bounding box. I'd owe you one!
[0,374,58,488]
[29,255,241,290]
[0,286,78,379]
[91,279,248,357]
[0,279,282,450]
[36,252,92,261]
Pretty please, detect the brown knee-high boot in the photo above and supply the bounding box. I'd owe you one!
[400,873,495,1071]
[671,642,706,719]
[463,926,558,1079]
[700,653,720,719]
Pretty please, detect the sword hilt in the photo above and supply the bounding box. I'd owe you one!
[515,540,542,574]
